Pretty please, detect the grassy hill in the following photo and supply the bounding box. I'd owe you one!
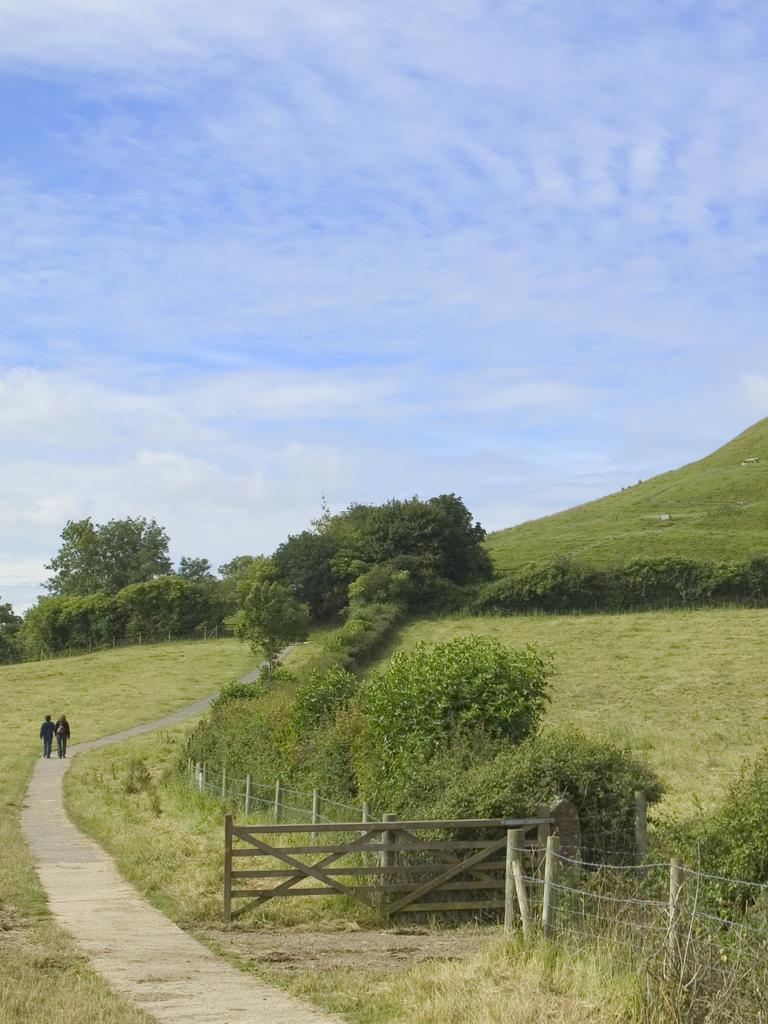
[486,417,768,570]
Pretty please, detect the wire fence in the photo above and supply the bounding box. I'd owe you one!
[3,625,237,666]
[190,763,768,1014]
[189,761,380,824]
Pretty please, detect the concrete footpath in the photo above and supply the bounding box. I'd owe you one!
[21,706,341,1024]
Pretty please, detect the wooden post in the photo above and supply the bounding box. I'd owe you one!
[201,762,206,791]
[504,829,517,933]
[274,777,282,822]
[221,765,227,799]
[362,801,370,823]
[510,828,531,941]
[542,835,560,938]
[223,814,233,923]
[312,789,320,842]
[635,790,648,864]
[245,774,251,814]
[380,813,396,872]
[667,858,684,962]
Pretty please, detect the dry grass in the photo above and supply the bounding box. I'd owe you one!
[368,607,768,814]
[277,936,640,1024]
[0,638,254,1024]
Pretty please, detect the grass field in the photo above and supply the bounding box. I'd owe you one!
[365,607,768,814]
[0,638,254,1024]
[485,416,768,570]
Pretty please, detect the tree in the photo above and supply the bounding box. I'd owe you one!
[218,555,258,582]
[45,517,172,596]
[358,494,493,585]
[272,529,344,619]
[177,556,214,582]
[0,598,22,662]
[236,558,309,676]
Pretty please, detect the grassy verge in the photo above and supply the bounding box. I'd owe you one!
[0,639,253,1024]
[65,726,644,1023]
[368,607,768,814]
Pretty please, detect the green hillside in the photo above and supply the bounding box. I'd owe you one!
[486,417,768,570]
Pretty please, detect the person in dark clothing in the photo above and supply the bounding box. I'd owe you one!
[55,715,71,758]
[40,715,55,758]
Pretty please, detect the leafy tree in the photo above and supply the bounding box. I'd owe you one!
[0,598,22,662]
[177,556,214,582]
[218,555,258,582]
[272,529,344,618]
[356,494,493,586]
[235,558,310,676]
[45,517,172,596]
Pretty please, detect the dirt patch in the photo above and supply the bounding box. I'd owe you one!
[200,922,489,974]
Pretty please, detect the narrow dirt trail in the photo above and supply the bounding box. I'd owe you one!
[21,704,341,1024]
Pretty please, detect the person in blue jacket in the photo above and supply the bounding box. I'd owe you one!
[39,715,55,758]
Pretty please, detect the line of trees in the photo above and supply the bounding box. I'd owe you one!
[2,516,236,662]
[2,496,493,665]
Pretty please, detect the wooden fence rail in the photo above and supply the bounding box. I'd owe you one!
[224,815,552,922]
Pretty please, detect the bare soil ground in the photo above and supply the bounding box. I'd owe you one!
[200,921,488,974]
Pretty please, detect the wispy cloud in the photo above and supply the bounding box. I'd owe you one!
[2,1,768,609]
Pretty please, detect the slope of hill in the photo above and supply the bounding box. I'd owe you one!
[486,417,768,570]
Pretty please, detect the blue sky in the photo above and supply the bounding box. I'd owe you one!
[2,0,768,610]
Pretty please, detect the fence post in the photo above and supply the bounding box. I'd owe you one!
[380,813,396,872]
[362,801,370,823]
[223,813,233,923]
[504,829,516,933]
[312,789,320,842]
[201,762,206,791]
[221,765,227,799]
[274,777,282,822]
[635,790,648,864]
[542,835,560,938]
[245,774,251,814]
[667,857,684,964]
[509,828,531,941]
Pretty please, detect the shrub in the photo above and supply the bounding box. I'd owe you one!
[210,679,264,710]
[435,728,664,862]
[291,667,359,732]
[322,600,403,670]
[670,749,768,909]
[355,636,552,811]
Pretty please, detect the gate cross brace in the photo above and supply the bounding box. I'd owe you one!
[231,829,381,915]
[386,835,508,914]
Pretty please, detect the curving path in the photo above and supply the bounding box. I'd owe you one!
[21,697,341,1024]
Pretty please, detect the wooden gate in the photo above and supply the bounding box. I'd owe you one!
[224,814,551,921]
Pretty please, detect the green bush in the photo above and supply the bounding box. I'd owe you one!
[355,636,552,811]
[322,600,403,670]
[291,667,359,732]
[435,728,663,862]
[210,679,264,709]
[669,750,768,908]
